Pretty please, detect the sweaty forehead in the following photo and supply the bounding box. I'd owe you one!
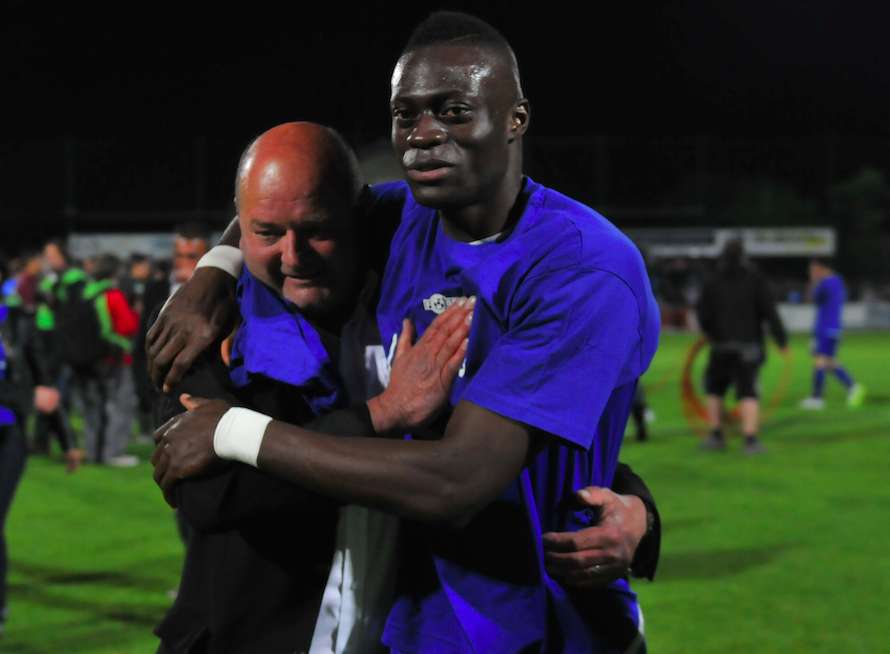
[391,45,507,99]
[240,152,328,204]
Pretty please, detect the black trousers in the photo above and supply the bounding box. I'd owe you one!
[0,423,26,613]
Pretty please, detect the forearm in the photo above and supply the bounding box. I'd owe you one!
[255,402,530,526]
[259,426,465,523]
[176,403,376,530]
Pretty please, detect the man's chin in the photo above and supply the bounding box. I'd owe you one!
[406,180,461,209]
[282,286,331,316]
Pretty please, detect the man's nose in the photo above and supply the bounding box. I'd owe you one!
[407,113,447,149]
[280,230,301,270]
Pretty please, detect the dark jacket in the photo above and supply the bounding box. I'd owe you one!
[154,352,378,654]
[696,263,787,350]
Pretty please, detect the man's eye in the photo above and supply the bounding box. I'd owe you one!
[442,106,470,119]
[392,107,416,124]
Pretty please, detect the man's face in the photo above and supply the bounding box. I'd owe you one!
[43,243,66,272]
[809,261,826,283]
[172,238,208,284]
[390,45,516,210]
[25,256,43,276]
[238,188,358,319]
[131,260,152,281]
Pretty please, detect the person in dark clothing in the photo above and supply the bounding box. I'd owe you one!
[0,304,61,633]
[696,239,788,454]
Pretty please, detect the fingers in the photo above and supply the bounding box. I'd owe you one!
[542,524,617,553]
[150,441,164,466]
[544,536,626,588]
[394,319,414,360]
[420,297,474,352]
[152,447,169,487]
[153,416,176,445]
[163,484,178,509]
[180,394,209,411]
[150,331,187,390]
[163,339,209,393]
[146,314,169,358]
[146,320,172,381]
[160,466,180,496]
[542,530,587,553]
[434,306,473,369]
[440,338,469,385]
[544,547,611,574]
[574,486,613,508]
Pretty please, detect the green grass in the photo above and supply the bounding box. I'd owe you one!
[4,332,889,652]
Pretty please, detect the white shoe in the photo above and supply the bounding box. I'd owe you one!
[799,397,825,410]
[107,454,140,467]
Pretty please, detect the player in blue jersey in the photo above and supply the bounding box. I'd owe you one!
[151,12,659,653]
[800,258,865,409]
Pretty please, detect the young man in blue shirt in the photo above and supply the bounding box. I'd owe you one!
[152,12,659,653]
[800,258,865,409]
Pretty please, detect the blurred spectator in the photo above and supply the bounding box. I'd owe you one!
[2,252,41,347]
[800,258,866,409]
[1,302,66,632]
[132,223,210,440]
[120,253,153,315]
[71,254,140,466]
[696,240,788,454]
[29,241,85,461]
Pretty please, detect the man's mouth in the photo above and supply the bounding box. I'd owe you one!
[284,271,323,284]
[403,154,456,183]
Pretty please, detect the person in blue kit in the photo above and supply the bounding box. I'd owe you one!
[151,13,660,653]
[800,257,866,409]
[0,305,61,633]
[151,123,660,653]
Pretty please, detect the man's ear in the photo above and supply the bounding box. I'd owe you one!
[509,99,530,141]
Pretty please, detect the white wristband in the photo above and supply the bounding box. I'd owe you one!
[195,244,244,279]
[213,407,273,467]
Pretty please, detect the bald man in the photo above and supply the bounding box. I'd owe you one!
[154,124,473,654]
[153,12,659,653]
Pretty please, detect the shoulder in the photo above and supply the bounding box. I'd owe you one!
[521,181,649,297]
[368,180,410,202]
[366,181,412,221]
[360,181,416,272]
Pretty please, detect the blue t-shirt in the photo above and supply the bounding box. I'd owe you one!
[813,274,845,338]
[371,178,660,653]
[228,269,344,415]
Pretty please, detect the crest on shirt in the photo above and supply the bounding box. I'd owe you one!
[422,293,460,315]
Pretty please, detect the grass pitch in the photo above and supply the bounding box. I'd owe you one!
[4,331,888,653]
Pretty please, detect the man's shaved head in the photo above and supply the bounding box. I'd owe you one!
[236,122,363,323]
[400,11,523,101]
[235,122,363,212]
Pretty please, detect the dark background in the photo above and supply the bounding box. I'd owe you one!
[3,0,890,275]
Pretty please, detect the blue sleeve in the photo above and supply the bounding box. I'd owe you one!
[462,268,641,450]
[814,281,826,306]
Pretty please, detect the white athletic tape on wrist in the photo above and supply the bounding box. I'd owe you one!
[195,245,244,279]
[213,407,273,467]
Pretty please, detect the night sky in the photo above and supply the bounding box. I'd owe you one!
[3,0,890,242]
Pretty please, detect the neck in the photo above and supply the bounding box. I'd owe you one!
[440,175,525,242]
